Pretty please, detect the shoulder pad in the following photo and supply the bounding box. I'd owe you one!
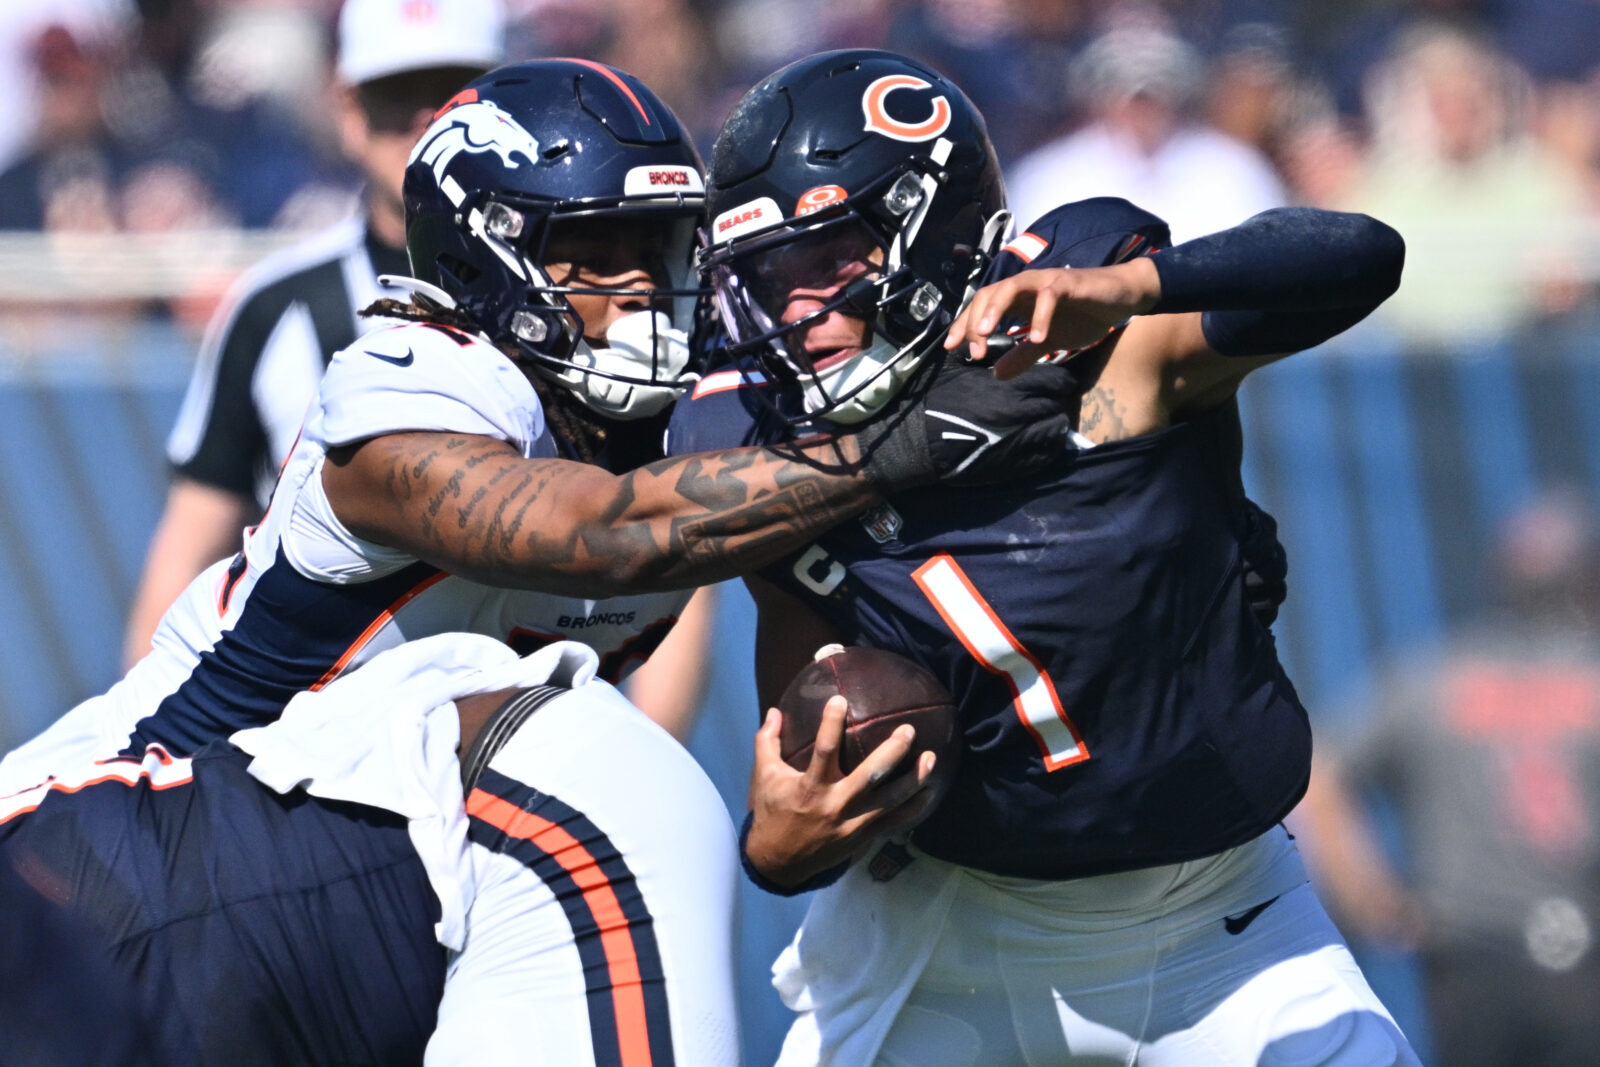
[667,366,783,455]
[318,322,543,450]
[990,198,1172,280]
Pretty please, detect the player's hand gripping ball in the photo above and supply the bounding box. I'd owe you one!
[777,644,961,807]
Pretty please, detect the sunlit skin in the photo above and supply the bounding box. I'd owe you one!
[542,218,676,345]
[769,227,885,372]
[339,97,437,249]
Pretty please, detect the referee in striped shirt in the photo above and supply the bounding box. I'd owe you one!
[124,0,505,668]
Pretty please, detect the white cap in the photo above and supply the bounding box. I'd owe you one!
[336,0,506,86]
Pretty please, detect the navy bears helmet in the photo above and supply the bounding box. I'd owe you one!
[701,50,1006,423]
[402,59,706,419]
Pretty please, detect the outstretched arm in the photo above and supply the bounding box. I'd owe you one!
[323,354,1083,597]
[324,430,875,598]
[945,208,1405,423]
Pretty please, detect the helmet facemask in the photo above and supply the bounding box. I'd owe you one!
[704,158,998,426]
[476,194,705,420]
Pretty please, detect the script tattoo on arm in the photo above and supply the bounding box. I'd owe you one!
[1078,385,1133,444]
[325,431,877,597]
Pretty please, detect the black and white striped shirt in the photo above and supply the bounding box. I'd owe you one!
[165,215,413,509]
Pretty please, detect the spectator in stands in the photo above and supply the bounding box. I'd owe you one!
[1298,487,1600,1067]
[0,0,345,237]
[1005,23,1287,240]
[882,0,1082,167]
[1202,21,1302,168]
[119,0,342,231]
[1313,0,1491,120]
[0,0,129,174]
[1345,23,1589,348]
[1495,0,1600,87]
[0,20,229,236]
[121,0,504,671]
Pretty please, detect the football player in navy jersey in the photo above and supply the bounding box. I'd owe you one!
[0,634,743,1065]
[0,59,1077,791]
[0,58,1089,1063]
[667,50,1419,1065]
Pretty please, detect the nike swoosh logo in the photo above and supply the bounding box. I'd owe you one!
[1223,895,1280,935]
[365,347,415,367]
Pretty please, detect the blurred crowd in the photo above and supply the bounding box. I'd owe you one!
[6,0,1600,347]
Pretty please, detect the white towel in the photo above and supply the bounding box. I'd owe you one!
[231,633,599,950]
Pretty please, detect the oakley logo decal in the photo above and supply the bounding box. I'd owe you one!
[796,185,848,216]
[862,75,952,143]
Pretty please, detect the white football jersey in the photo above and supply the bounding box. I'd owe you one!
[0,321,691,790]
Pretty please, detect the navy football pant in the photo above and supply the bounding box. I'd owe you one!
[0,742,445,1066]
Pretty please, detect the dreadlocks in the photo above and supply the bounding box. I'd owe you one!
[360,297,478,332]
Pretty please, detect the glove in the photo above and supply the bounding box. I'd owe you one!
[856,355,1078,492]
[1240,498,1288,627]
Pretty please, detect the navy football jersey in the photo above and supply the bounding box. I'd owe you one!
[668,198,1311,879]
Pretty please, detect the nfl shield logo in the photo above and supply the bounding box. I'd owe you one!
[860,503,903,544]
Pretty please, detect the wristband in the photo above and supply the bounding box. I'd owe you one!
[738,812,850,897]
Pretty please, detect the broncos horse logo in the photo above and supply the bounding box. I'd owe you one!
[412,91,542,206]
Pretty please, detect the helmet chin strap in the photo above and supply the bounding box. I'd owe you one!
[799,204,1012,427]
[377,274,461,310]
[545,309,696,420]
[957,208,1014,311]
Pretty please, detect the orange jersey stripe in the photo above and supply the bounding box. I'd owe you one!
[467,789,656,1067]
[1,753,195,825]
[309,570,452,691]
[690,368,763,399]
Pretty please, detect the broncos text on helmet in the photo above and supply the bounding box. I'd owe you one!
[701,49,1006,424]
[402,59,706,419]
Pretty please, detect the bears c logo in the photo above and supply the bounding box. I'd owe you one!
[861,75,952,143]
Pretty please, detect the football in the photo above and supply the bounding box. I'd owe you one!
[777,644,961,804]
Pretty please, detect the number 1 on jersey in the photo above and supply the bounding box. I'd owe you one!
[912,554,1089,770]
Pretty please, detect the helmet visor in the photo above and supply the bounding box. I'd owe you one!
[537,206,702,327]
[706,213,898,375]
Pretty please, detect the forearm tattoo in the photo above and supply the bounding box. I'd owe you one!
[365,433,876,594]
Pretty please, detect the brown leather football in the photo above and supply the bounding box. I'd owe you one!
[777,645,961,804]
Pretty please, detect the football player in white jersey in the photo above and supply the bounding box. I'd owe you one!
[0,57,1084,1061]
[0,634,742,1065]
[0,59,1078,791]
